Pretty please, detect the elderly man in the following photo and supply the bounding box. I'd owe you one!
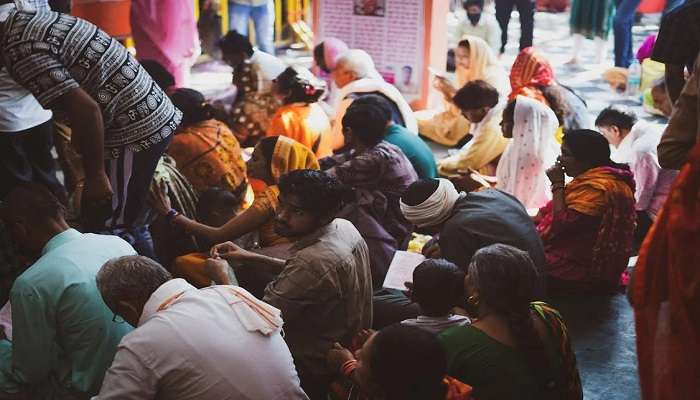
[0,184,135,399]
[207,169,373,399]
[400,178,545,273]
[0,5,182,254]
[94,255,308,399]
[330,49,418,149]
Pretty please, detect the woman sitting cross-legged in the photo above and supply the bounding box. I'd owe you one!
[152,136,319,288]
[438,244,583,400]
[536,129,637,294]
[327,324,474,400]
[267,66,333,158]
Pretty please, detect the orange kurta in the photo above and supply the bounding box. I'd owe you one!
[266,102,332,158]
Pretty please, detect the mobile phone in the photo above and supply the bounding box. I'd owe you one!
[428,66,447,79]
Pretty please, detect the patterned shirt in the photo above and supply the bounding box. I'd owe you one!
[0,10,182,155]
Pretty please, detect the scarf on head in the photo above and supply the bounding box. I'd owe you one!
[400,179,461,228]
[509,47,555,103]
[270,136,320,183]
[456,35,499,86]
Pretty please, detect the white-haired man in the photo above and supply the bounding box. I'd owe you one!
[329,49,418,149]
[94,255,308,400]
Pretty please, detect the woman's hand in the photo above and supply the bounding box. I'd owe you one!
[150,179,172,216]
[546,160,565,185]
[326,342,355,373]
[433,76,456,99]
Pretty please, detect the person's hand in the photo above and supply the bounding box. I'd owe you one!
[204,257,232,285]
[210,241,253,261]
[433,75,455,97]
[546,160,565,185]
[352,329,375,349]
[82,172,112,201]
[326,342,355,373]
[150,179,173,216]
[422,240,442,259]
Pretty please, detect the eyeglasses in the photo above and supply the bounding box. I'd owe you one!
[112,313,126,324]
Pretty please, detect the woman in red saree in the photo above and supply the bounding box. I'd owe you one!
[536,129,636,294]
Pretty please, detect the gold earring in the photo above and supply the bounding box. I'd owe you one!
[467,295,480,309]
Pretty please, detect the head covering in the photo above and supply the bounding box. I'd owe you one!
[456,35,499,85]
[563,129,613,168]
[322,38,349,72]
[400,179,461,228]
[509,47,555,102]
[270,136,320,182]
[496,96,560,209]
[636,34,656,62]
[336,49,383,80]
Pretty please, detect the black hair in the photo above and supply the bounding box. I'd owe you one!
[541,85,570,126]
[504,99,517,121]
[257,136,280,179]
[0,184,65,224]
[350,94,393,124]
[278,169,348,220]
[412,259,465,316]
[342,102,389,147]
[196,187,244,226]
[402,65,413,72]
[140,59,175,91]
[313,43,330,73]
[370,324,448,400]
[170,88,214,126]
[275,67,326,104]
[401,179,440,206]
[457,38,471,50]
[218,30,254,57]
[563,129,627,169]
[595,106,638,131]
[467,244,555,393]
[463,0,485,9]
[453,80,499,111]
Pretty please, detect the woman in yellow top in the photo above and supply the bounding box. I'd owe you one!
[267,66,333,158]
[153,136,319,287]
[418,35,510,147]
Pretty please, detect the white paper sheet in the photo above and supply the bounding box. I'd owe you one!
[382,251,426,291]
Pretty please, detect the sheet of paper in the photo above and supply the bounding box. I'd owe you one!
[382,251,426,291]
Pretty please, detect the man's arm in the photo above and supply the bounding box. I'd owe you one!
[664,64,686,105]
[52,88,112,201]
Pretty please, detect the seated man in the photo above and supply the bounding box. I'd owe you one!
[0,185,135,399]
[437,80,510,177]
[352,94,438,179]
[93,255,308,399]
[400,178,545,275]
[207,169,373,399]
[595,106,679,250]
[457,0,501,52]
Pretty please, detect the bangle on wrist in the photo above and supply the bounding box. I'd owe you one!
[166,209,181,223]
[340,359,358,377]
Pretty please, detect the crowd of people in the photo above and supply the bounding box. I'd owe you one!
[0,0,697,399]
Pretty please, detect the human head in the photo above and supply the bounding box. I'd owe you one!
[401,65,412,85]
[453,80,499,123]
[351,94,393,126]
[355,324,448,400]
[455,39,471,70]
[411,259,465,316]
[140,59,176,93]
[595,106,638,147]
[247,136,279,185]
[333,49,379,88]
[196,188,243,227]
[96,255,172,327]
[560,129,616,177]
[272,66,326,104]
[170,88,212,126]
[400,178,461,232]
[463,0,484,24]
[218,30,254,67]
[509,47,555,97]
[501,100,516,138]
[274,169,347,238]
[0,184,67,257]
[313,38,349,73]
[247,136,319,185]
[342,102,389,149]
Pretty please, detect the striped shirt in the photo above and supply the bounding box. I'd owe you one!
[0,10,181,155]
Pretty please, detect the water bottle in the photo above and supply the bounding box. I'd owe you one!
[627,60,642,101]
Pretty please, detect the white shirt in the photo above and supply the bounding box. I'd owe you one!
[611,122,679,219]
[457,13,501,51]
[0,3,52,133]
[95,279,309,400]
[249,49,287,92]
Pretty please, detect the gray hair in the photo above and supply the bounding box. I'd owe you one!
[96,255,172,306]
[335,49,382,80]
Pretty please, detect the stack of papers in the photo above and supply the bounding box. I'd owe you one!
[382,251,426,291]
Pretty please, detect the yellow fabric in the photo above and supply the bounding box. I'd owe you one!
[270,136,320,182]
[555,126,564,144]
[564,167,634,217]
[641,59,665,92]
[172,253,212,288]
[418,35,509,146]
[266,103,333,158]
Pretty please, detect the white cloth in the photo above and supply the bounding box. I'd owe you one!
[0,302,11,341]
[249,49,287,92]
[496,96,560,209]
[400,178,460,228]
[457,13,501,51]
[97,279,308,400]
[610,121,679,219]
[0,3,52,132]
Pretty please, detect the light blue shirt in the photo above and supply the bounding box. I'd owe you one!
[0,229,135,398]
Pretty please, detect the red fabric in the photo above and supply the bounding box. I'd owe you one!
[509,47,556,102]
[632,141,700,400]
[536,0,570,12]
[638,0,666,13]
